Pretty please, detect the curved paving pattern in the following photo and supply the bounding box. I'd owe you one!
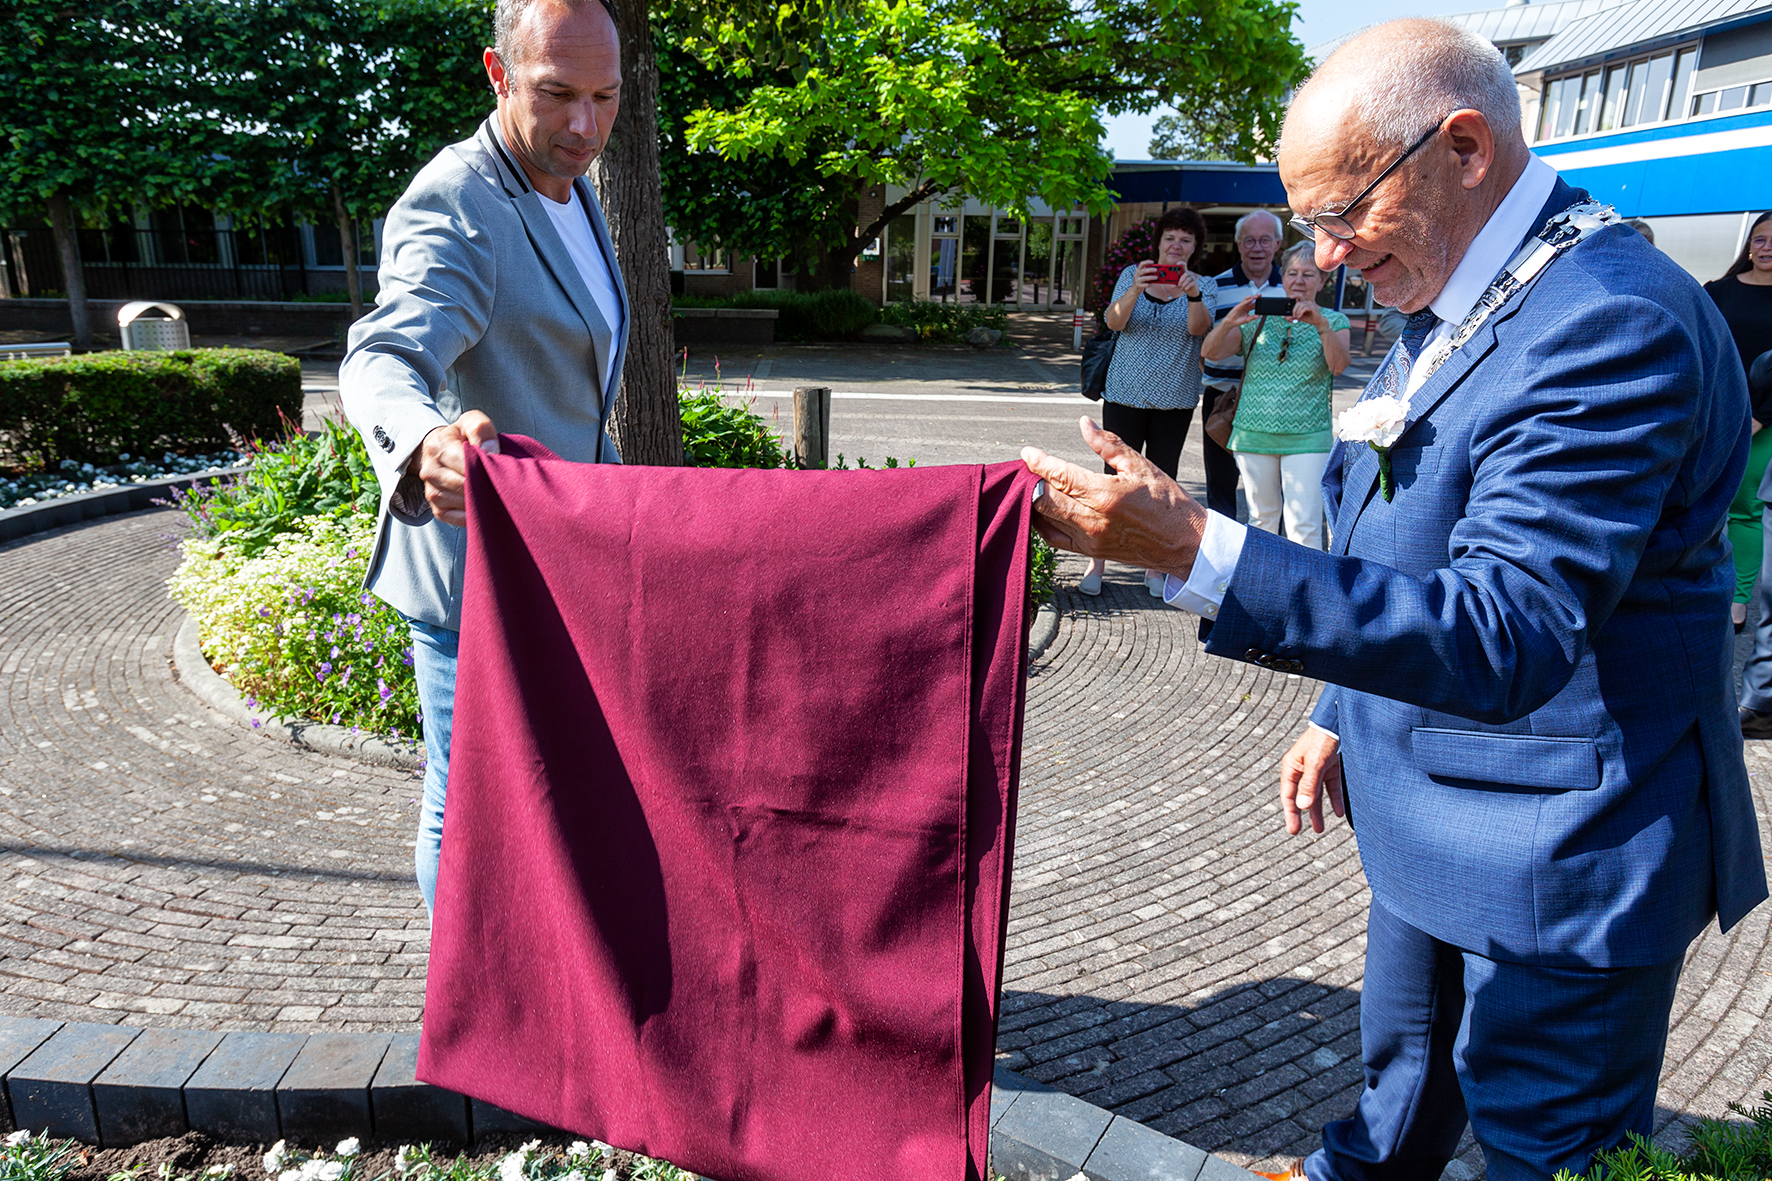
[0,513,1767,1177]
[0,511,430,1032]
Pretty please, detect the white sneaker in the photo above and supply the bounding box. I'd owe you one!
[1146,570,1166,598]
[1079,567,1103,596]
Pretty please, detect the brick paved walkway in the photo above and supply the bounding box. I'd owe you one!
[0,511,1767,1176]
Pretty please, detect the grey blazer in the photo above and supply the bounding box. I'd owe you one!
[340,114,628,630]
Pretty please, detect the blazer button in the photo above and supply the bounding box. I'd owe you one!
[1245,648,1266,664]
[1286,659,1305,674]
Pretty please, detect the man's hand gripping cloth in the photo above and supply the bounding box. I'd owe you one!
[416,436,1038,1181]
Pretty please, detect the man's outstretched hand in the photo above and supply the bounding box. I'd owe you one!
[1021,416,1209,579]
[411,410,500,527]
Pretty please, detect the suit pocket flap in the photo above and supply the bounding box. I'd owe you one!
[1410,727,1600,791]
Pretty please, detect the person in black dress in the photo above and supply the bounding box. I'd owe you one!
[1706,212,1772,641]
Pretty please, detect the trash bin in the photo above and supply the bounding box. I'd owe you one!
[118,301,191,351]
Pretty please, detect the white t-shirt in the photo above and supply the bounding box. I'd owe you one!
[539,189,624,390]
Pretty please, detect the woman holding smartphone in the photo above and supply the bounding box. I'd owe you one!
[1201,241,1350,549]
[1084,207,1218,597]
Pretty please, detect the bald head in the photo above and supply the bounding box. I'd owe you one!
[1276,18,1531,312]
[1287,20,1522,153]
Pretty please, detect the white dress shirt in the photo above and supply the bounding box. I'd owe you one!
[540,189,625,391]
[1164,155,1562,624]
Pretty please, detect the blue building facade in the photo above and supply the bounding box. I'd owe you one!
[1514,0,1772,277]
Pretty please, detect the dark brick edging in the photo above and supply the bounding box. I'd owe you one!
[0,467,249,547]
[1028,602,1060,662]
[0,1014,1253,1179]
[172,614,424,770]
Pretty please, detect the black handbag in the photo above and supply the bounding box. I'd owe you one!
[1080,327,1117,401]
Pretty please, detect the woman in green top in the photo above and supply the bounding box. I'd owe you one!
[1201,242,1351,549]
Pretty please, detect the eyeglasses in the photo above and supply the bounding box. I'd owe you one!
[1239,235,1278,249]
[1290,119,1445,242]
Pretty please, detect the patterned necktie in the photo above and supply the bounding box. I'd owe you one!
[1367,309,1440,403]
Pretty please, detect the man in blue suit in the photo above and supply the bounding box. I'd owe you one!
[1023,19,1767,1181]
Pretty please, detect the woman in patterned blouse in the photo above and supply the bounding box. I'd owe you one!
[1200,242,1350,549]
[1084,207,1219,597]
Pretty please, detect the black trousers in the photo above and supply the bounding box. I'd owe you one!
[1100,401,1192,479]
[1198,386,1242,517]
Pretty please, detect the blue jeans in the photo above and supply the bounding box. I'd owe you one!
[406,617,459,915]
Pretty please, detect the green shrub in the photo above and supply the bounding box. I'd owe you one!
[170,416,378,558]
[0,348,299,471]
[168,514,420,740]
[679,386,786,468]
[1030,534,1056,605]
[879,299,1009,342]
[728,288,879,340]
[1554,1092,1772,1181]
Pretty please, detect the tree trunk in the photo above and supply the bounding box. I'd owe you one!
[45,191,91,352]
[332,184,364,325]
[589,0,683,466]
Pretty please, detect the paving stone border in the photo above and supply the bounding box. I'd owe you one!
[172,614,424,770]
[0,467,249,546]
[1028,602,1061,661]
[0,1012,1253,1180]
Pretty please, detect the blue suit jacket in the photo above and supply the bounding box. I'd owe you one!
[1202,179,1767,968]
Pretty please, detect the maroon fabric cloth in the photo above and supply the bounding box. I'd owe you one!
[416,437,1036,1181]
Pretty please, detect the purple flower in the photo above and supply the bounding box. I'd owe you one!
[378,678,392,703]
[257,607,271,618]
[245,696,259,709]
[318,662,332,679]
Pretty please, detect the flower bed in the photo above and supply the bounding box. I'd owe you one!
[168,390,1049,739]
[0,451,243,511]
[0,1127,698,1181]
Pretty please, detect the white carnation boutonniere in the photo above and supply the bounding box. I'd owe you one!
[1337,395,1411,502]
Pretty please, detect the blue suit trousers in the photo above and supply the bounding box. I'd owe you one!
[1307,899,1683,1181]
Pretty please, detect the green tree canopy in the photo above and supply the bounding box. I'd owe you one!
[196,0,492,320]
[667,0,1308,286]
[0,0,215,345]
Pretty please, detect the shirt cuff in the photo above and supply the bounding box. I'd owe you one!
[1161,511,1247,618]
[1307,721,1340,743]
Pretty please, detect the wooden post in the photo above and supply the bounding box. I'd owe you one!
[793,386,831,469]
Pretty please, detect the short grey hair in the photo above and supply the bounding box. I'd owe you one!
[1235,209,1283,242]
[1307,19,1521,148]
[494,0,617,66]
[1280,241,1320,274]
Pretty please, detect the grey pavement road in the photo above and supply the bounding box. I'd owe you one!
[3,330,1766,1176]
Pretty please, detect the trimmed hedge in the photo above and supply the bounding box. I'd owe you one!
[678,288,879,340]
[0,348,301,470]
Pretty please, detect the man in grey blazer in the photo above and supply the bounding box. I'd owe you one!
[340,0,629,912]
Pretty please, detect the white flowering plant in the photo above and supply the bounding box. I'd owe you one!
[394,1138,692,1181]
[0,1129,84,1181]
[168,514,419,740]
[1336,394,1412,502]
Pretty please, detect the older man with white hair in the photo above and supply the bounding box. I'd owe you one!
[1201,209,1287,517]
[1023,18,1765,1181]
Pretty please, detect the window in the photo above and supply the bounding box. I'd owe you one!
[681,240,727,272]
[1597,64,1627,131]
[1540,44,1696,140]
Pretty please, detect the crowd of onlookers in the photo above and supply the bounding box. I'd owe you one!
[1086,206,1772,737]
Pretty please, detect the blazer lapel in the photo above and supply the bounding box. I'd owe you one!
[574,178,629,415]
[513,192,615,354]
[1332,318,1508,554]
